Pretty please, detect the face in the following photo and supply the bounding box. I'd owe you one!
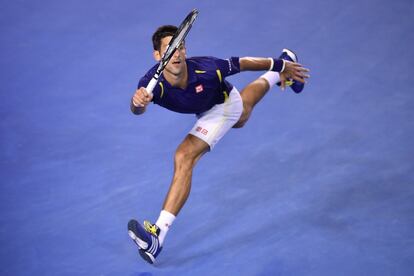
[154,36,187,76]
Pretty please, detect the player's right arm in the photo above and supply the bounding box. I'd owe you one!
[130,87,153,115]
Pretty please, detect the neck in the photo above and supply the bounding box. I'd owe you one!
[163,64,188,89]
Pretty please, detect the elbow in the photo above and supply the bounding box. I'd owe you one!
[239,57,246,71]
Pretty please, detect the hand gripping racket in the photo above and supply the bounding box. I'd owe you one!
[145,9,199,96]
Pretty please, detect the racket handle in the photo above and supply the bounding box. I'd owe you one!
[146,77,158,97]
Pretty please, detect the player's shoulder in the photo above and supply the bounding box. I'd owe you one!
[144,63,158,78]
[137,63,159,87]
[139,63,158,82]
[187,56,223,70]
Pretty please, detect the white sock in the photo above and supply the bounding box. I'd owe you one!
[155,210,176,246]
[259,71,280,89]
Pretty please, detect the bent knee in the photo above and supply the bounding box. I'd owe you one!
[233,104,251,128]
[233,120,246,128]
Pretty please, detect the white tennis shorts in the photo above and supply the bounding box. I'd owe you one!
[190,87,243,150]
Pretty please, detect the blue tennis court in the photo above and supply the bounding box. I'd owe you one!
[1,0,413,275]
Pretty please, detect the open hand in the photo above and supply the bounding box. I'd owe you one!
[280,61,310,90]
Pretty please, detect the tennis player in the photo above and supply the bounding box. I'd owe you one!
[128,25,310,264]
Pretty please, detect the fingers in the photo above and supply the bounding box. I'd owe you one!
[132,92,143,107]
[294,64,311,81]
[284,61,310,84]
[132,88,151,107]
[290,62,309,71]
[291,71,309,84]
[279,74,287,90]
[141,87,150,98]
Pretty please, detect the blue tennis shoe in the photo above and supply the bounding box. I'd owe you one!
[128,219,162,264]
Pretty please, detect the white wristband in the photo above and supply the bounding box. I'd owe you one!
[280,60,286,73]
[268,57,274,71]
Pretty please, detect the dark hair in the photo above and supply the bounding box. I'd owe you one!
[152,25,178,51]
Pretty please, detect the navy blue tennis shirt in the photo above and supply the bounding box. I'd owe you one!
[137,56,241,114]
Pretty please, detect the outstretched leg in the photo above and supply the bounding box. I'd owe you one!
[152,134,208,246]
[162,134,209,215]
[128,134,209,263]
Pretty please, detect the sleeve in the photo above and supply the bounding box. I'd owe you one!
[211,57,241,78]
[137,76,149,89]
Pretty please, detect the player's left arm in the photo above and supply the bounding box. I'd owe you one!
[239,57,310,84]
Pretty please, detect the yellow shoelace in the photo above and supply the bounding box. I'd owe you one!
[144,221,158,236]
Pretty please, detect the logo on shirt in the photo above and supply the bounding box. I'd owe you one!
[195,84,204,93]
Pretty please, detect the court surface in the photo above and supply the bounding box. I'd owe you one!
[1,0,413,275]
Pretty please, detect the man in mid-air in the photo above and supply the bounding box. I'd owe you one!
[128,24,310,264]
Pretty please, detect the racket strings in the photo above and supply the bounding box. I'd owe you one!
[159,10,198,68]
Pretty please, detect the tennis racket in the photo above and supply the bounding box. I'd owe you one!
[145,9,199,96]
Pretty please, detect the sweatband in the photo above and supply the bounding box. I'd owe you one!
[270,58,285,73]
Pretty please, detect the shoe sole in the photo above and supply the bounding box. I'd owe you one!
[128,219,157,264]
[282,48,298,62]
[139,249,156,264]
[128,219,149,249]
